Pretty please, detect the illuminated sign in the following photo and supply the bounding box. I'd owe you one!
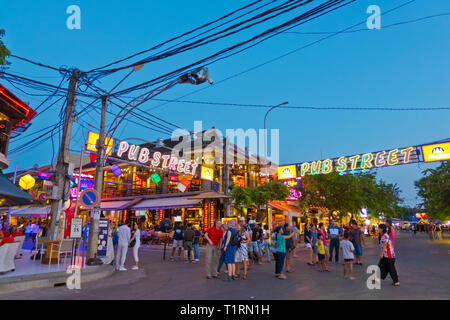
[86,131,114,155]
[201,166,214,181]
[288,146,420,176]
[203,202,209,231]
[422,142,450,162]
[278,165,297,180]
[210,202,215,229]
[116,140,199,176]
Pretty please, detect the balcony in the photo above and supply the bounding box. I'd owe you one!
[101,184,202,200]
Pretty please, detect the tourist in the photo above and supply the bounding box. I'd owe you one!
[317,223,329,269]
[270,228,278,274]
[222,220,237,282]
[116,222,131,271]
[291,221,300,257]
[170,221,184,261]
[129,223,141,270]
[193,226,202,262]
[101,222,115,266]
[217,223,228,275]
[350,220,365,265]
[340,231,355,280]
[25,223,32,242]
[249,221,261,265]
[31,222,39,244]
[274,226,296,279]
[316,233,328,271]
[378,224,400,286]
[304,223,314,265]
[234,224,250,280]
[183,223,195,263]
[284,224,295,273]
[205,220,223,279]
[260,225,271,262]
[328,220,342,263]
[311,224,318,264]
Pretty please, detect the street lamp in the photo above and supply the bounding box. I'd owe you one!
[263,101,288,232]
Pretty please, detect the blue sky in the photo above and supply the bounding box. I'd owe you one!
[1,0,449,207]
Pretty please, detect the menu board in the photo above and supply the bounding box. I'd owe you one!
[97,219,110,257]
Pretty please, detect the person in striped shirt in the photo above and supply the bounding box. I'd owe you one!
[379,224,400,286]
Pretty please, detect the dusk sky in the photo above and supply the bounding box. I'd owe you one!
[1,0,449,207]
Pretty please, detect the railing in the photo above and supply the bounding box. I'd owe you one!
[101,184,202,199]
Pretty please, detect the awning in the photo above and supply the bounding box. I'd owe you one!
[0,174,36,206]
[269,201,302,217]
[188,191,231,200]
[9,206,50,217]
[130,196,202,210]
[101,200,136,211]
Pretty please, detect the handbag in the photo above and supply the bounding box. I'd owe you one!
[129,238,136,248]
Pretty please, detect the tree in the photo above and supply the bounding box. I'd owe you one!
[415,161,450,221]
[229,186,252,216]
[0,29,10,65]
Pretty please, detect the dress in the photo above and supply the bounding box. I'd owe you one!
[235,232,249,262]
[223,227,236,264]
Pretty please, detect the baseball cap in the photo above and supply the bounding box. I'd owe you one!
[249,219,256,225]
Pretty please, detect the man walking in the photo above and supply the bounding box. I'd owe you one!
[349,220,365,265]
[328,220,342,263]
[183,223,195,263]
[116,222,131,271]
[170,221,184,261]
[205,220,223,279]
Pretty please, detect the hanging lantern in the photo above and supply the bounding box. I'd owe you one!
[19,174,35,190]
[151,173,161,184]
[111,165,122,177]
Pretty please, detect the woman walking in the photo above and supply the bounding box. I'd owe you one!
[275,226,296,280]
[222,220,237,282]
[129,224,141,270]
[234,224,250,280]
[378,224,400,286]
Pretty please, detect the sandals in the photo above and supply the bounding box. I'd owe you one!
[242,275,247,280]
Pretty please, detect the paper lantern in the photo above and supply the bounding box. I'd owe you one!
[90,153,97,164]
[151,173,161,184]
[19,174,35,190]
[111,165,122,177]
[177,178,191,192]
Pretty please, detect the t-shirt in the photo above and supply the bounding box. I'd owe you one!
[304,229,312,244]
[317,230,327,246]
[340,240,355,260]
[251,228,260,242]
[381,234,395,258]
[328,226,341,239]
[31,224,39,234]
[193,230,201,244]
[134,229,141,246]
[317,239,325,255]
[350,228,362,245]
[276,233,286,253]
[173,226,184,240]
[389,228,395,249]
[284,230,294,250]
[118,225,131,244]
[183,229,195,242]
[311,230,317,245]
[206,227,223,246]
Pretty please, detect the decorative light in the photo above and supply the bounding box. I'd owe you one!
[111,165,122,177]
[151,173,161,184]
[19,174,35,190]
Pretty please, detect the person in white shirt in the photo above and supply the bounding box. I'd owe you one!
[116,223,131,271]
[129,224,141,270]
[31,223,40,243]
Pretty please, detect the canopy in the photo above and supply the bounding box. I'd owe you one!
[130,196,202,210]
[0,173,36,206]
[9,206,50,217]
[188,191,230,200]
[100,200,137,211]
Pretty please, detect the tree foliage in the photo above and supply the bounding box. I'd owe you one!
[415,161,450,221]
[0,29,10,65]
[300,172,403,221]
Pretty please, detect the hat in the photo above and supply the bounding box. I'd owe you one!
[249,219,256,225]
[386,219,392,224]
[239,217,246,221]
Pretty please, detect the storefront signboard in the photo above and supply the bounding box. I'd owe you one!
[86,131,114,155]
[278,165,297,180]
[422,142,450,162]
[201,166,214,181]
[97,219,110,257]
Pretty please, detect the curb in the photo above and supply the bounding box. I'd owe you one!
[0,264,115,294]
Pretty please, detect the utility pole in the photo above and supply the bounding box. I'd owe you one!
[48,69,80,240]
[222,136,231,217]
[86,95,107,265]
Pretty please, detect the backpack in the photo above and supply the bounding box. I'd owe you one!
[230,233,241,247]
[270,233,277,253]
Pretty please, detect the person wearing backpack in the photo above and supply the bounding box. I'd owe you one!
[222,220,238,282]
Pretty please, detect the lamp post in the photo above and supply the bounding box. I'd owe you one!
[263,101,288,232]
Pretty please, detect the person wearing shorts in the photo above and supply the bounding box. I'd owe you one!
[350,220,365,265]
[340,231,355,280]
[316,233,328,271]
[248,222,261,264]
[304,224,314,265]
[171,222,184,261]
[183,223,195,263]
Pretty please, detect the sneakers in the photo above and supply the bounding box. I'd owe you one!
[131,266,139,270]
[119,267,127,271]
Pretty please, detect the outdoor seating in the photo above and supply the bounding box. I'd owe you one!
[0,242,20,274]
[48,239,74,266]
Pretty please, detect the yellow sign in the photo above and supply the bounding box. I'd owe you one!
[422,142,450,162]
[201,166,214,181]
[278,165,297,180]
[86,131,114,155]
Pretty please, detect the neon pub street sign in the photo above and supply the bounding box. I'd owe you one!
[116,141,199,176]
[285,146,420,177]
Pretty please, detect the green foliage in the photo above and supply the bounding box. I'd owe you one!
[415,161,450,221]
[0,29,10,65]
[300,172,403,221]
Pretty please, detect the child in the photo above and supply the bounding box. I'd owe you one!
[340,231,355,280]
[316,233,328,271]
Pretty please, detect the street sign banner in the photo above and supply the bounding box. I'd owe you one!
[97,219,110,257]
[70,218,83,239]
[79,188,99,209]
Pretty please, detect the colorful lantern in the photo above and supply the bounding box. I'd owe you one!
[151,173,161,184]
[19,174,35,190]
[177,178,191,192]
[111,165,122,177]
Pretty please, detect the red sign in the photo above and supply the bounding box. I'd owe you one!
[203,203,209,231]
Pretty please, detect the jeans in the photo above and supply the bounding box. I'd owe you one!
[329,238,340,262]
[194,243,199,260]
[275,252,285,274]
[217,248,225,273]
[260,241,271,262]
[273,252,278,273]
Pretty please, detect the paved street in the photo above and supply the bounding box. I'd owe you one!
[2,232,449,300]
